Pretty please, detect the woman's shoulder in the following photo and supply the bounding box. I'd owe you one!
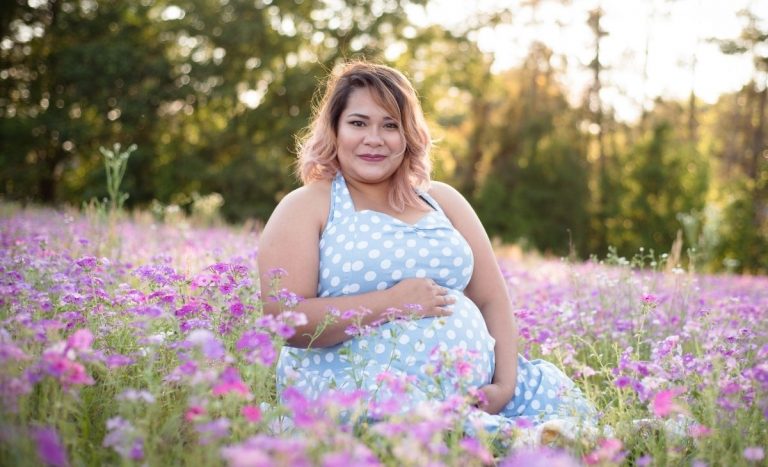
[427,180,470,213]
[283,178,332,204]
[269,178,333,225]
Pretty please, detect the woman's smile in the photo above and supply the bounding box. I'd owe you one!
[359,154,387,162]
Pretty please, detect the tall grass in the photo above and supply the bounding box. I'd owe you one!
[1,202,766,466]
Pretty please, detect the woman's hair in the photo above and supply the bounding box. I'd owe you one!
[296,61,432,213]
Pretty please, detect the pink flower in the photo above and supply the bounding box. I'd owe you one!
[212,381,251,397]
[66,329,93,352]
[652,387,685,418]
[584,438,624,465]
[455,359,473,379]
[689,424,713,438]
[504,447,580,467]
[460,437,492,464]
[515,417,534,429]
[43,354,94,388]
[212,367,251,397]
[743,447,765,462]
[241,405,262,423]
[185,405,205,421]
[641,294,658,306]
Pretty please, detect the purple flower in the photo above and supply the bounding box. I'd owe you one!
[228,299,245,317]
[268,267,287,278]
[105,354,134,368]
[129,439,144,461]
[32,426,69,467]
[209,262,231,274]
[502,447,581,467]
[75,256,98,270]
[175,300,213,318]
[636,455,653,466]
[117,389,156,404]
[0,341,30,363]
[133,264,184,286]
[195,418,230,445]
[744,447,765,462]
[103,417,140,461]
[0,377,33,412]
[186,329,226,360]
[236,330,276,366]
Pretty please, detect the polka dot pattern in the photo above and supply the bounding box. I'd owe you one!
[277,172,595,429]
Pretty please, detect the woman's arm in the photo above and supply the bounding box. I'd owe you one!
[257,183,454,348]
[430,182,519,414]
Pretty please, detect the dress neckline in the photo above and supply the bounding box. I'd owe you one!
[336,172,437,228]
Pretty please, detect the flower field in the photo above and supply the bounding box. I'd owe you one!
[1,204,766,466]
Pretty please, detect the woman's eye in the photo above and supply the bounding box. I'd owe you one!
[385,123,399,129]
[349,120,365,127]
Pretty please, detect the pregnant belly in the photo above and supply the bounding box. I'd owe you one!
[278,292,496,397]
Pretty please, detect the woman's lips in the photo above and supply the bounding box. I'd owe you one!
[359,154,386,162]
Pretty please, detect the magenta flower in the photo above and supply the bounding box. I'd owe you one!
[641,294,658,306]
[212,367,251,398]
[228,299,245,317]
[41,353,94,388]
[185,405,206,422]
[32,426,69,467]
[175,299,213,318]
[651,387,685,418]
[241,405,262,423]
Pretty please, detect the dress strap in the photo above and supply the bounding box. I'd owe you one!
[416,189,446,216]
[327,172,357,224]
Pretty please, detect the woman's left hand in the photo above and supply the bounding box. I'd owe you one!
[476,383,515,415]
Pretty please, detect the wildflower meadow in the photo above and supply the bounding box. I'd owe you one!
[1,200,766,466]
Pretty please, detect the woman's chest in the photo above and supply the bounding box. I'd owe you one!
[318,211,474,294]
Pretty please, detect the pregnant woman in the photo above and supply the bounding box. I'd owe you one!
[258,61,594,430]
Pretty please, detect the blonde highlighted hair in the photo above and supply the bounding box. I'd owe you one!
[296,61,432,213]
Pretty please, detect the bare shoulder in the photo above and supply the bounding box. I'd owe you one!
[264,179,332,233]
[427,180,475,220]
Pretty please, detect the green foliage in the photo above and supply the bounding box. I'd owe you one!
[607,122,707,259]
[100,143,136,211]
[0,0,766,271]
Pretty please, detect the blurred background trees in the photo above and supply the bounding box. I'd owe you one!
[1,0,766,273]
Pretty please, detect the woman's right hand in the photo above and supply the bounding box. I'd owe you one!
[387,278,456,318]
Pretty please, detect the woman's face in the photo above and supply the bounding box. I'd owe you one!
[335,86,406,186]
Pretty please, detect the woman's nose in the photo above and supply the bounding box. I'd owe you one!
[363,128,383,146]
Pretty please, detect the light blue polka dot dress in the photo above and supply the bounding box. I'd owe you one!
[276,173,595,428]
